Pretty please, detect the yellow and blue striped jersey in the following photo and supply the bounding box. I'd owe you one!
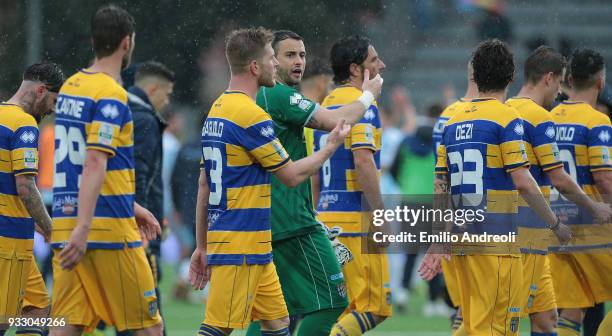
[0,103,39,254]
[436,98,528,254]
[549,101,612,250]
[506,97,563,254]
[312,86,381,234]
[433,99,467,157]
[51,70,140,249]
[201,91,290,265]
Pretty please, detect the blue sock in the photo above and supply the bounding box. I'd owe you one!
[531,332,557,336]
[198,323,227,336]
[261,327,290,336]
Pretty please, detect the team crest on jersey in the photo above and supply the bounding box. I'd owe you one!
[260,125,275,138]
[147,300,158,318]
[545,126,556,139]
[598,130,610,143]
[208,212,220,226]
[24,149,37,168]
[19,131,36,143]
[101,103,120,119]
[513,123,524,136]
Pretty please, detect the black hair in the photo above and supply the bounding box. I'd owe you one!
[23,63,65,93]
[330,35,370,85]
[91,5,135,58]
[471,39,515,92]
[302,56,332,81]
[570,48,605,91]
[524,46,566,84]
[135,61,175,83]
[272,30,303,51]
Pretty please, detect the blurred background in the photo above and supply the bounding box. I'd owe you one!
[2,0,611,335]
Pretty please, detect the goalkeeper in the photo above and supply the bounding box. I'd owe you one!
[245,30,383,336]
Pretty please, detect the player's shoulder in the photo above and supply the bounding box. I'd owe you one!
[441,99,467,118]
[506,97,551,126]
[0,103,37,131]
[322,85,361,108]
[216,91,270,128]
[552,101,609,127]
[61,70,127,104]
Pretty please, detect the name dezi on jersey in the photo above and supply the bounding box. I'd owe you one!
[455,123,473,140]
[202,119,224,137]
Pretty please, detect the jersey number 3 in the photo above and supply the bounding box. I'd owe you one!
[202,147,223,205]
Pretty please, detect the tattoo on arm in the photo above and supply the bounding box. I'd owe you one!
[16,175,52,236]
[305,114,323,130]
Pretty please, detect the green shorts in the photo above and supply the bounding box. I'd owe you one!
[272,229,348,315]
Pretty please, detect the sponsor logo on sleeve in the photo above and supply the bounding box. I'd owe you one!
[260,125,275,138]
[598,130,611,144]
[545,126,556,139]
[24,149,37,169]
[98,122,116,146]
[513,123,524,136]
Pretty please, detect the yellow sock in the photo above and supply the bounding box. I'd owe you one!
[597,312,612,336]
[330,311,376,336]
[557,317,581,336]
[453,323,468,336]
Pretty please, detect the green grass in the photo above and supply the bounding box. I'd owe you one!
[6,263,609,335]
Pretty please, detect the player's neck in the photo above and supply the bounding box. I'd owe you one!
[228,74,259,100]
[348,78,363,91]
[476,90,506,102]
[88,55,124,84]
[516,85,545,106]
[6,84,35,115]
[569,89,598,108]
[463,83,479,100]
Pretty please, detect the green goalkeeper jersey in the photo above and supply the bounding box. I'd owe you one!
[256,82,321,241]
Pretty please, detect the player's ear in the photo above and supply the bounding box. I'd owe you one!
[349,63,361,80]
[249,59,259,76]
[544,72,554,86]
[121,35,131,51]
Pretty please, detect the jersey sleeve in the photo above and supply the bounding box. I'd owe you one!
[500,118,529,172]
[10,117,39,176]
[241,112,291,172]
[87,93,130,157]
[530,117,563,171]
[350,106,377,151]
[435,142,448,175]
[260,87,319,127]
[587,114,612,172]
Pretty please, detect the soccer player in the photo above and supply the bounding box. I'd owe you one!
[507,46,612,336]
[311,35,391,336]
[246,30,383,336]
[0,63,64,336]
[432,60,478,336]
[50,5,163,335]
[421,39,571,335]
[548,48,612,336]
[189,27,350,336]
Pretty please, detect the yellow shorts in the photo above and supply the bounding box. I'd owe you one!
[454,255,523,336]
[204,262,288,329]
[0,251,30,322]
[22,256,49,309]
[520,254,556,316]
[549,252,612,309]
[51,247,161,332]
[441,258,460,308]
[339,236,392,317]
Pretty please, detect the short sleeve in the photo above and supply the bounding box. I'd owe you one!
[11,119,39,176]
[284,92,318,127]
[435,143,448,174]
[500,118,529,172]
[530,117,563,171]
[587,114,612,172]
[240,113,290,172]
[87,97,129,156]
